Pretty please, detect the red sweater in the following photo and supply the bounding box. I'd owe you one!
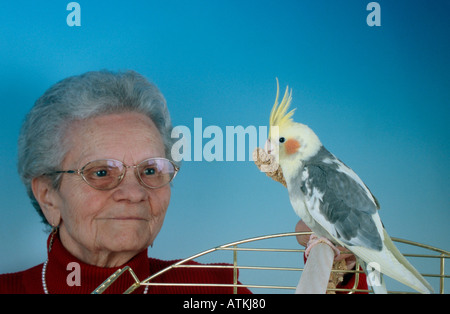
[0,234,251,294]
[0,234,367,294]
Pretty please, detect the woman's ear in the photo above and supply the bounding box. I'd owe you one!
[31,177,61,227]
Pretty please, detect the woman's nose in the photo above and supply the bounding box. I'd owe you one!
[112,169,147,203]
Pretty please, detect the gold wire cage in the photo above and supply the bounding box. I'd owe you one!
[92,232,449,294]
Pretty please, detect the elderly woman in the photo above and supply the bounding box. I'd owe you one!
[0,70,251,294]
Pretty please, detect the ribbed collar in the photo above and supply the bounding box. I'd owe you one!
[44,232,150,294]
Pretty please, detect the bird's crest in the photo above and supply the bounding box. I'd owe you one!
[269,79,295,137]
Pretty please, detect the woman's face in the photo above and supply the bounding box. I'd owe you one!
[40,112,171,267]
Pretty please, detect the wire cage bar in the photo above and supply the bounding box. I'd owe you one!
[92,232,449,294]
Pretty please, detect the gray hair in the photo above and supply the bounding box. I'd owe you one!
[18,70,176,225]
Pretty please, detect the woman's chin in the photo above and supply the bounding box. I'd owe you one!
[99,222,152,253]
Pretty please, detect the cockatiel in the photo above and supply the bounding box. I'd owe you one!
[266,81,433,294]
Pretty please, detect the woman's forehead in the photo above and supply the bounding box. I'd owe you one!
[62,112,165,167]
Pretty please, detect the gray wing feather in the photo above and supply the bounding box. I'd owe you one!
[302,147,383,251]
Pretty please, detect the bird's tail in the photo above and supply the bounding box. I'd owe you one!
[382,230,434,293]
[352,230,434,294]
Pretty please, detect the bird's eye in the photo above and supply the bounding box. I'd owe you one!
[279,137,286,143]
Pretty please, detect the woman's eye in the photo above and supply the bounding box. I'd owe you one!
[94,169,108,177]
[144,168,156,176]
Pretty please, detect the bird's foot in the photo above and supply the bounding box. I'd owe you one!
[305,234,341,259]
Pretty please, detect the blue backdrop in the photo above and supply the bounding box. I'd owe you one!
[0,1,448,292]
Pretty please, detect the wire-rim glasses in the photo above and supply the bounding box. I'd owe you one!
[46,158,179,190]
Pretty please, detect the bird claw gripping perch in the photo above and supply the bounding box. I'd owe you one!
[305,234,348,293]
[252,147,286,187]
[305,234,341,259]
[305,234,347,294]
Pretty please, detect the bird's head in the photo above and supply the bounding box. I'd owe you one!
[267,80,322,168]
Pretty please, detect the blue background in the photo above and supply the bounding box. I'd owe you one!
[0,1,448,293]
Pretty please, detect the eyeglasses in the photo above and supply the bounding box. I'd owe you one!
[46,158,179,190]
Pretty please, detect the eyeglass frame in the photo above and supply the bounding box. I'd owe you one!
[44,157,180,191]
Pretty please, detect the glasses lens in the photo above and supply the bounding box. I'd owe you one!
[137,158,176,188]
[81,160,124,190]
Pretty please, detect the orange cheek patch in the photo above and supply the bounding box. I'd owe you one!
[285,139,301,155]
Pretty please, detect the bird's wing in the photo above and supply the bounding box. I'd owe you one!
[300,150,383,251]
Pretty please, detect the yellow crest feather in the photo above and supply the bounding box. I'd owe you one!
[269,78,295,137]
